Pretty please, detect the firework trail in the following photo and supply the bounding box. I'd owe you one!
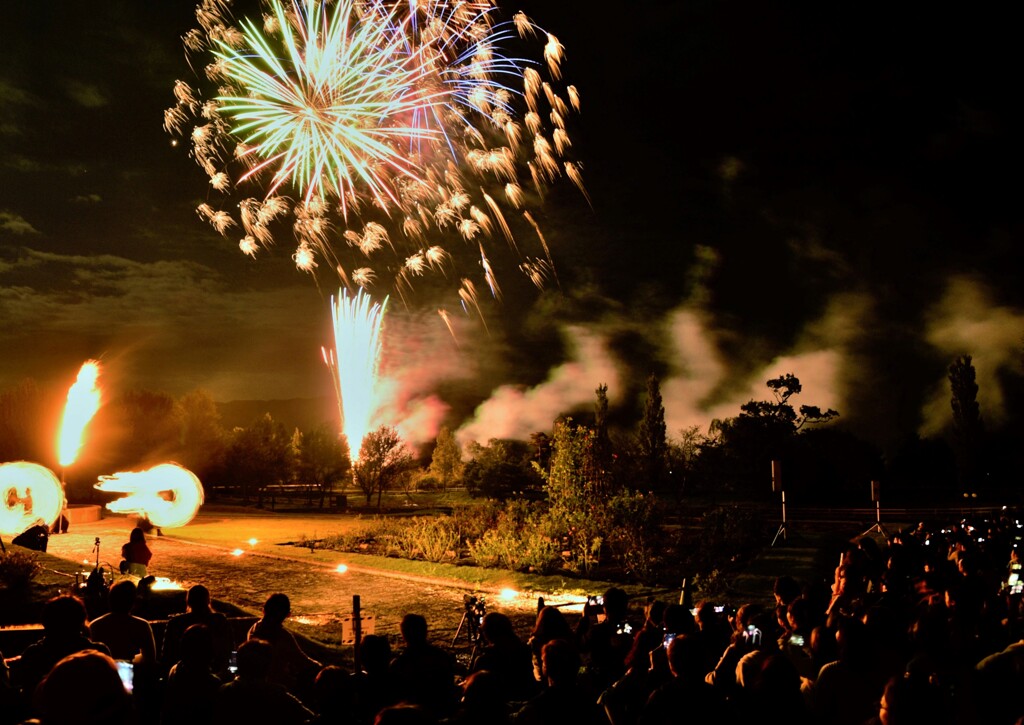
[166,0,586,323]
[323,288,389,460]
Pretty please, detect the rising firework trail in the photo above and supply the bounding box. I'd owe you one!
[323,289,388,461]
[57,360,102,469]
[167,0,586,322]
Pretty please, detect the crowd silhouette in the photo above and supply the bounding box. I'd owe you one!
[8,510,1024,724]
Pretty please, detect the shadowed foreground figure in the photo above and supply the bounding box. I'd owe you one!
[511,638,609,725]
[213,638,313,725]
[160,584,233,678]
[27,649,133,725]
[389,613,458,721]
[247,592,322,698]
[9,595,111,703]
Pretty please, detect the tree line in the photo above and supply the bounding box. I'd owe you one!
[0,352,1015,514]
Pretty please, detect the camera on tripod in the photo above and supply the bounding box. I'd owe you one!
[464,594,486,622]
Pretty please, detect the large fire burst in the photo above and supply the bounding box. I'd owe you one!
[165,0,586,320]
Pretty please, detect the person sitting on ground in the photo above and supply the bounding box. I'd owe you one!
[598,614,671,725]
[9,594,111,700]
[577,587,639,698]
[213,638,314,725]
[389,613,458,720]
[247,592,322,698]
[442,669,511,725]
[511,638,609,725]
[351,633,396,724]
[469,611,538,704]
[307,664,355,725]
[29,649,133,725]
[87,579,157,667]
[161,623,223,725]
[120,526,152,577]
[161,584,233,678]
[639,634,723,725]
[527,606,576,683]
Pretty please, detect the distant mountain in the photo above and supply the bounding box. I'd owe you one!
[216,397,339,433]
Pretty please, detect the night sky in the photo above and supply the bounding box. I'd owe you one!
[2,1,1022,454]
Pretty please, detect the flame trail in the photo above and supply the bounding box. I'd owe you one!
[324,289,388,461]
[94,463,205,528]
[0,462,64,536]
[57,360,102,468]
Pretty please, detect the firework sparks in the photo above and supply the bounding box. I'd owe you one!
[94,463,205,529]
[324,289,388,461]
[57,360,102,468]
[168,0,587,318]
[0,463,65,536]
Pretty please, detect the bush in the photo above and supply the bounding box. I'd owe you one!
[605,490,666,583]
[399,516,460,562]
[0,548,42,589]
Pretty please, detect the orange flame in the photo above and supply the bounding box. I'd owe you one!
[0,462,65,536]
[94,462,204,528]
[57,361,102,467]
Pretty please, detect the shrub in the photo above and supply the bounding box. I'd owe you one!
[0,548,42,589]
[605,490,666,582]
[399,516,461,562]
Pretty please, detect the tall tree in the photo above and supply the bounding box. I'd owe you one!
[592,384,614,495]
[463,438,543,500]
[175,389,226,483]
[223,413,294,505]
[110,389,183,470]
[428,426,463,492]
[545,417,604,574]
[354,425,415,510]
[296,424,352,507]
[636,373,668,490]
[949,354,983,494]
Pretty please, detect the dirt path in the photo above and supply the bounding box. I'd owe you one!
[40,508,561,667]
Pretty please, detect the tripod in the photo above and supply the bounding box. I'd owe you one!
[860,500,890,540]
[771,490,789,546]
[452,595,485,668]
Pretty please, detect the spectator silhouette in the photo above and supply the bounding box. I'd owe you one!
[639,633,722,725]
[120,526,152,577]
[352,633,396,724]
[598,613,670,725]
[9,595,111,700]
[577,587,638,697]
[810,617,886,725]
[213,638,313,725]
[469,612,537,704]
[308,664,355,725]
[161,584,233,678]
[247,592,322,697]
[88,579,157,666]
[442,670,510,725]
[512,638,608,725]
[160,623,222,725]
[527,606,575,683]
[28,649,133,725]
[389,613,458,720]
[705,602,768,697]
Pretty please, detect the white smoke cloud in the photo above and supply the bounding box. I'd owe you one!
[455,325,622,448]
[919,275,1024,436]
